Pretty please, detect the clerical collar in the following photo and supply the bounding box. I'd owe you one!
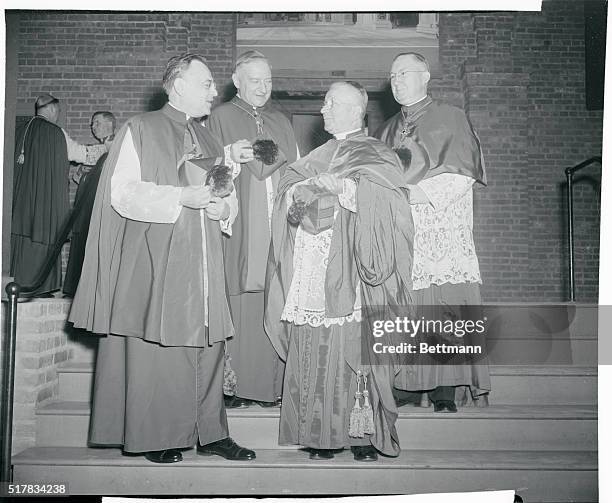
[234,94,269,112]
[334,128,364,140]
[163,102,190,124]
[401,95,430,114]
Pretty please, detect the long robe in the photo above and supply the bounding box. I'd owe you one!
[11,116,69,294]
[207,96,298,402]
[374,97,490,401]
[69,104,234,451]
[265,131,414,455]
[63,153,107,296]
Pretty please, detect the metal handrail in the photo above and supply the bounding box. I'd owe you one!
[1,282,20,482]
[565,156,602,301]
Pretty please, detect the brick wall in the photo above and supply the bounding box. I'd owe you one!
[0,299,73,454]
[11,5,602,301]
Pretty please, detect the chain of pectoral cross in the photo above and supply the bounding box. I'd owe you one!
[400,97,433,142]
[231,101,264,134]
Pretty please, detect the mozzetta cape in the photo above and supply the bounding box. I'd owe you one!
[207,96,298,294]
[374,98,487,185]
[69,105,234,347]
[264,133,415,456]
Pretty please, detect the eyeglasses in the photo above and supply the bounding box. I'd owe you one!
[390,69,426,81]
[322,98,357,108]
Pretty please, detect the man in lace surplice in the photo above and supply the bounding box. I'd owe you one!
[375,52,491,412]
[265,82,414,461]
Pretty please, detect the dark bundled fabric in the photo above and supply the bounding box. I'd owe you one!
[69,104,234,347]
[265,132,415,456]
[374,97,486,185]
[63,154,107,296]
[11,116,69,293]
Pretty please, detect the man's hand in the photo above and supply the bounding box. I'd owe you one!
[314,173,343,194]
[230,140,254,163]
[205,196,230,221]
[180,185,212,209]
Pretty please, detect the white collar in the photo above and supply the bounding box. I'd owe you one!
[401,95,428,108]
[168,101,190,120]
[334,127,361,140]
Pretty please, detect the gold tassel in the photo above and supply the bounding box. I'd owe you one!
[362,374,375,435]
[17,152,24,165]
[349,370,364,438]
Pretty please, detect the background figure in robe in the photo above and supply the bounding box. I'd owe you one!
[63,111,117,297]
[69,53,257,464]
[375,52,491,412]
[208,51,298,408]
[266,82,414,461]
[11,93,108,297]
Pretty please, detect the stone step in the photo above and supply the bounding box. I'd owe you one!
[12,447,597,501]
[35,401,597,452]
[56,361,598,405]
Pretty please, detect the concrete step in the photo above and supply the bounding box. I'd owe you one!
[35,401,597,452]
[56,361,598,405]
[12,446,597,501]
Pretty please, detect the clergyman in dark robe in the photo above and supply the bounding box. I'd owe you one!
[208,50,298,408]
[69,53,257,464]
[63,111,116,297]
[375,52,491,412]
[265,81,414,461]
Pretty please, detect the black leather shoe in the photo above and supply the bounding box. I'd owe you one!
[351,445,379,462]
[198,437,256,460]
[224,395,252,409]
[308,448,335,460]
[433,400,458,413]
[144,449,183,463]
[257,399,282,408]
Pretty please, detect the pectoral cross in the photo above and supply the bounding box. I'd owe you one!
[253,110,264,135]
[400,121,416,142]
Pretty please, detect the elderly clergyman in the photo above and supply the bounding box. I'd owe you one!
[208,50,298,408]
[375,52,490,412]
[69,53,256,463]
[265,81,414,461]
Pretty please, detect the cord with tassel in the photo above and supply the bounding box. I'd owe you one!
[362,374,375,435]
[349,370,365,438]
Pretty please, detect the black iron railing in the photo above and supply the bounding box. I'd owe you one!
[565,156,602,302]
[1,282,20,482]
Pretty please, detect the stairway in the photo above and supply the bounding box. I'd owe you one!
[11,303,598,500]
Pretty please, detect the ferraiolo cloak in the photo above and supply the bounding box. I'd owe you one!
[11,116,70,294]
[69,104,234,346]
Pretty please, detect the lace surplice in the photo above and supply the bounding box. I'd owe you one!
[411,173,482,290]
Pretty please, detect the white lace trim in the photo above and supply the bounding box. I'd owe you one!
[411,174,482,290]
[281,212,361,328]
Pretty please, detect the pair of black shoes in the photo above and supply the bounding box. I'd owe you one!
[308,446,378,462]
[433,400,458,413]
[143,437,256,463]
[224,395,281,409]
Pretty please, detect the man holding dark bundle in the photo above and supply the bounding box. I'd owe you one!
[265,81,413,461]
[69,53,256,463]
[208,50,298,408]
